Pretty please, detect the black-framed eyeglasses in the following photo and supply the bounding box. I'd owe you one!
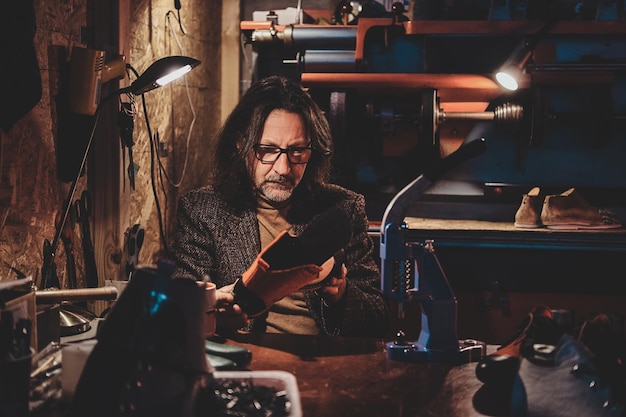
[252,144,313,164]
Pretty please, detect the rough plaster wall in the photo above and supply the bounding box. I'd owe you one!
[128,0,222,265]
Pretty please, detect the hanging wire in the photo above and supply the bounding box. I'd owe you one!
[119,7,196,257]
[142,92,171,258]
[162,10,196,189]
[167,2,187,35]
[126,64,171,257]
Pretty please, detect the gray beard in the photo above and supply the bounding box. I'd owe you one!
[258,182,294,203]
[258,173,296,203]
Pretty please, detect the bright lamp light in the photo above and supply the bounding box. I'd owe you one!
[495,44,533,91]
[120,55,201,96]
[494,20,557,91]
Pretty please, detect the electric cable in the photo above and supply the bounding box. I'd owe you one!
[125,64,170,258]
[141,89,171,258]
[116,7,195,258]
[169,0,187,35]
[162,9,196,188]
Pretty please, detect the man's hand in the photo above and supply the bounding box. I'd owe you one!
[317,260,347,304]
[215,283,250,332]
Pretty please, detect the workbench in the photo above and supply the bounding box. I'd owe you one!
[378,216,626,344]
[403,217,626,252]
[223,332,494,417]
[32,328,498,417]
[34,324,622,417]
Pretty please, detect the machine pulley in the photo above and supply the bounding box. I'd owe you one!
[362,88,524,146]
[420,88,524,145]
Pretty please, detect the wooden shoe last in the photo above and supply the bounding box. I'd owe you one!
[514,187,543,228]
[541,188,621,230]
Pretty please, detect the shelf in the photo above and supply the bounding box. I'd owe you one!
[402,20,626,35]
[241,20,626,36]
[300,73,521,102]
[402,217,626,252]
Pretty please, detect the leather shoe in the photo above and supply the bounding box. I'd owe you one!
[476,305,562,385]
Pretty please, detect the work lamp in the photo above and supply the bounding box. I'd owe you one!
[42,49,201,335]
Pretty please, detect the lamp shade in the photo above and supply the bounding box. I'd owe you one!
[495,43,533,91]
[494,20,557,91]
[121,55,201,96]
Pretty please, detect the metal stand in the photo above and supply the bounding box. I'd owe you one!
[379,138,488,363]
[381,224,485,363]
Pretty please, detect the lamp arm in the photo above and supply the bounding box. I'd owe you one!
[527,19,558,50]
[42,111,101,289]
[42,87,128,289]
[42,56,200,287]
[139,91,171,258]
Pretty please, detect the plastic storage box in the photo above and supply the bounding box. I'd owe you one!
[212,370,302,417]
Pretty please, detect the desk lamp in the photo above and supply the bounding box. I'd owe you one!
[495,41,534,91]
[495,20,557,91]
[40,50,200,335]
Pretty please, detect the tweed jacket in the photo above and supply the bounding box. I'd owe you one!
[170,183,390,337]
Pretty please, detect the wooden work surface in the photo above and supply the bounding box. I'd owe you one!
[224,333,498,417]
[398,217,626,251]
[403,217,626,233]
[34,332,497,417]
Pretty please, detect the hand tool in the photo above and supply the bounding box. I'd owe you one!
[41,239,60,289]
[57,210,78,290]
[124,223,144,280]
[75,190,98,288]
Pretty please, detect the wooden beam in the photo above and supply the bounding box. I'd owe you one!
[87,0,130,314]
[221,0,240,123]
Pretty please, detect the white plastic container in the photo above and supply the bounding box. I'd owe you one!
[212,370,302,417]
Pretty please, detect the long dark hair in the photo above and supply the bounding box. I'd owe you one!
[212,76,333,210]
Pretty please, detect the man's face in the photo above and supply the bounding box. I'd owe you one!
[251,109,309,204]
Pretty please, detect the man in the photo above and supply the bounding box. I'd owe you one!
[171,76,389,337]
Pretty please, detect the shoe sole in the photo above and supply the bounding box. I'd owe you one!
[544,223,622,230]
[514,223,543,229]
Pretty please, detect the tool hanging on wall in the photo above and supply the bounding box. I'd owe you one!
[124,223,145,280]
[75,190,98,288]
[119,101,138,191]
[55,204,97,332]
[3,262,26,279]
[42,239,60,289]
[56,209,78,290]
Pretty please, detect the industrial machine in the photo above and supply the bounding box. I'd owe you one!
[241,1,626,345]
[379,137,488,362]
